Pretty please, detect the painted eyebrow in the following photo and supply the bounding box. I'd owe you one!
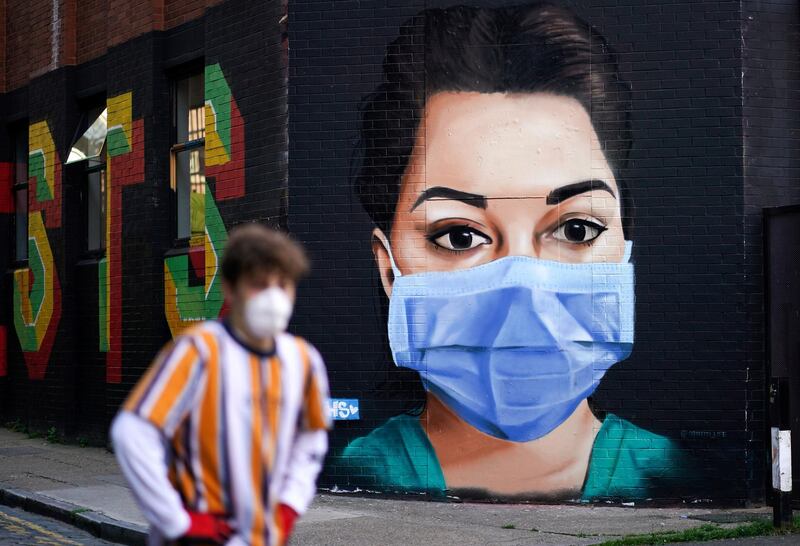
[546,179,616,205]
[410,186,487,211]
[410,180,615,210]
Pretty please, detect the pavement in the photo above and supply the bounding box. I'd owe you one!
[0,503,119,545]
[0,427,789,546]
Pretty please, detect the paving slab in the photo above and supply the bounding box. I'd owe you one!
[293,494,773,546]
[39,485,148,527]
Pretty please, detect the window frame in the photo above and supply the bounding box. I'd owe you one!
[85,101,107,256]
[11,122,29,266]
[71,99,109,259]
[169,69,206,245]
[84,149,107,257]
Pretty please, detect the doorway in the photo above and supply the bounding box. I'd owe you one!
[764,205,800,505]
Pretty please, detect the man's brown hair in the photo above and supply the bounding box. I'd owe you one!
[221,223,310,285]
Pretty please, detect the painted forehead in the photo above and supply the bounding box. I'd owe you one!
[403,91,619,202]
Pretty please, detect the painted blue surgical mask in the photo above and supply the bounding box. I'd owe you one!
[385,242,634,443]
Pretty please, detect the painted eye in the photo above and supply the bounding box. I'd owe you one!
[553,219,607,244]
[431,226,492,251]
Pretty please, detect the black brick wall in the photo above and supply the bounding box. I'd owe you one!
[742,0,800,505]
[288,0,429,454]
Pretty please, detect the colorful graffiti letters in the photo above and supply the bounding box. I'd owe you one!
[100,91,145,383]
[12,211,61,380]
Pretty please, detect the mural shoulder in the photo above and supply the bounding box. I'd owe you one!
[342,414,418,458]
[337,414,445,494]
[582,414,691,502]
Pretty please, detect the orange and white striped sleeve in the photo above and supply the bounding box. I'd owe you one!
[277,338,331,518]
[122,335,206,438]
[300,340,332,432]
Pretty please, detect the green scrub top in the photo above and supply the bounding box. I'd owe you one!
[338,413,688,500]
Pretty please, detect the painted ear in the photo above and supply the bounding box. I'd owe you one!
[371,228,395,298]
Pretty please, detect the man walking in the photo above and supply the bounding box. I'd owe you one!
[111,224,331,546]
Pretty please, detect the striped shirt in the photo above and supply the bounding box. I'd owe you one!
[115,320,330,546]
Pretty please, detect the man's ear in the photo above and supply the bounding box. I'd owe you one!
[372,228,395,298]
[221,279,234,305]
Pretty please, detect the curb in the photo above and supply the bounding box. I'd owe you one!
[0,486,147,545]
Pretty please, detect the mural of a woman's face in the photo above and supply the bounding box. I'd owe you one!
[337,5,693,501]
[373,92,626,295]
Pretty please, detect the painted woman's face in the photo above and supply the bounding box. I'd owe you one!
[374,92,626,295]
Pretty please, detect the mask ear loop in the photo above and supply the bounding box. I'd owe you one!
[623,240,633,263]
[378,233,403,278]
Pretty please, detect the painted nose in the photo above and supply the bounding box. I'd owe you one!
[498,232,539,259]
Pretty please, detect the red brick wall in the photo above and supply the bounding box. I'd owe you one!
[0,0,6,92]
[76,0,109,64]
[107,0,157,48]
[164,0,205,29]
[3,0,227,92]
[6,0,55,91]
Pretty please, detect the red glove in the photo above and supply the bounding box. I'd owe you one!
[179,511,234,545]
[277,503,299,538]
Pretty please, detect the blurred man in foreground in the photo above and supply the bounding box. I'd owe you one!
[112,224,331,546]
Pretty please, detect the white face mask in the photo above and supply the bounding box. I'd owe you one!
[243,287,293,340]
